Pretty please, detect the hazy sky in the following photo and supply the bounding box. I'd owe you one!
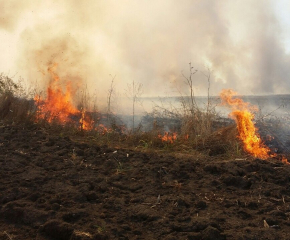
[1,0,290,98]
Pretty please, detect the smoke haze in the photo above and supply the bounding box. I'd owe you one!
[1,0,290,100]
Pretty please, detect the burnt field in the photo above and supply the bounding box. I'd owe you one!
[1,123,290,240]
[2,0,290,239]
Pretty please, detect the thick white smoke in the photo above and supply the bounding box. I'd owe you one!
[0,0,290,100]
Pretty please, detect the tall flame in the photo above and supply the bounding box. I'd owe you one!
[34,63,93,130]
[220,89,271,159]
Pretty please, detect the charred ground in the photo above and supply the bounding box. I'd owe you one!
[1,75,290,239]
[1,123,290,240]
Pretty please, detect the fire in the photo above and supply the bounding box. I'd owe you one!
[282,156,289,164]
[34,63,93,130]
[158,132,177,144]
[220,89,271,159]
[79,110,94,130]
[96,124,111,135]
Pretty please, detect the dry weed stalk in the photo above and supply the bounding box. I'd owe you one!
[0,74,36,123]
[263,220,269,228]
[179,64,216,145]
[4,231,13,240]
[125,79,143,132]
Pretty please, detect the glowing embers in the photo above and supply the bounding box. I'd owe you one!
[220,89,272,159]
[158,132,177,144]
[34,64,93,130]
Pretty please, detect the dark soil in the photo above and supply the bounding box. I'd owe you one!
[1,124,290,240]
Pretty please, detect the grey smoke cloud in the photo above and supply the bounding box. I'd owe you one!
[1,0,290,98]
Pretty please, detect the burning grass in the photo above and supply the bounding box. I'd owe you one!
[2,75,290,240]
[220,89,274,159]
[0,71,289,163]
[34,64,94,130]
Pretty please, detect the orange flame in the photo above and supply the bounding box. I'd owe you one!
[96,124,111,135]
[282,156,289,164]
[220,89,271,159]
[34,63,93,130]
[158,132,177,144]
[79,110,94,130]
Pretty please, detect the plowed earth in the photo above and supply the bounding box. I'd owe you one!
[1,124,290,240]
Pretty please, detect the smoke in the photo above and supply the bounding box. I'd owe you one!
[0,1,35,31]
[1,0,290,100]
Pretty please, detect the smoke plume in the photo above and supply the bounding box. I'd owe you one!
[0,0,290,100]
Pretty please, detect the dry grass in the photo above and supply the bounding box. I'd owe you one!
[0,73,244,158]
[0,75,36,124]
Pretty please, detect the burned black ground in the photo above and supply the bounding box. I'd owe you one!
[1,123,290,239]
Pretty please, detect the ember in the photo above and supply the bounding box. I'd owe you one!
[158,132,177,144]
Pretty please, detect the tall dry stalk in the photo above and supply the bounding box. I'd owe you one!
[181,62,198,114]
[107,74,116,125]
[179,64,216,145]
[126,79,143,132]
